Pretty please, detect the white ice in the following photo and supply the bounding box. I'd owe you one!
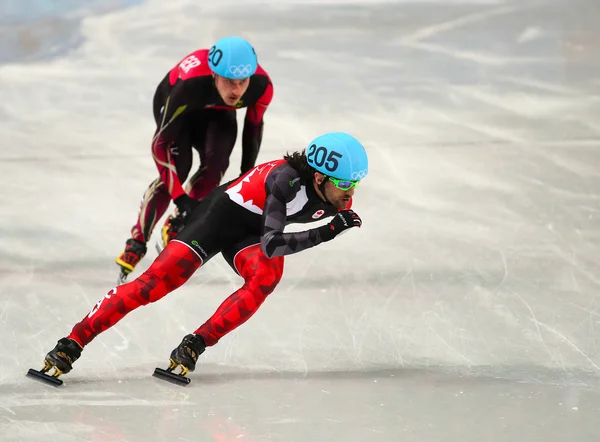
[1,0,599,440]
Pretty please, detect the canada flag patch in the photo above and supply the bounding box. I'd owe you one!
[312,209,325,219]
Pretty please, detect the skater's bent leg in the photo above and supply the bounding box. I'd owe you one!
[131,127,194,243]
[195,244,284,346]
[69,241,203,347]
[130,178,172,243]
[187,111,237,200]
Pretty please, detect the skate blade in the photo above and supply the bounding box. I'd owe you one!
[153,367,191,386]
[26,368,63,387]
[117,271,129,285]
[154,240,165,255]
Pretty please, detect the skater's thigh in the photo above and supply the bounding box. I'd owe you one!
[221,236,285,286]
[174,190,250,263]
[190,110,237,166]
[221,236,261,276]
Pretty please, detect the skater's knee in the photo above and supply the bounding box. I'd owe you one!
[245,256,283,296]
[204,164,229,185]
[136,241,202,301]
[133,269,166,304]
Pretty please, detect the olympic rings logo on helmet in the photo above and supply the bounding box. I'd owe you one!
[229,64,253,77]
[351,169,368,180]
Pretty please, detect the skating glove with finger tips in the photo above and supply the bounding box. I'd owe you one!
[318,209,362,242]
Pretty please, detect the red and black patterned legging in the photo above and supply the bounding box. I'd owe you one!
[68,240,284,348]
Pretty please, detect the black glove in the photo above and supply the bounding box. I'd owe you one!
[318,209,362,242]
[174,194,199,222]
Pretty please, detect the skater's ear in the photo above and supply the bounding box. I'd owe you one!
[313,171,326,185]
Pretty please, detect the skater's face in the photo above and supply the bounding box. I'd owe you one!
[213,74,250,107]
[314,173,357,209]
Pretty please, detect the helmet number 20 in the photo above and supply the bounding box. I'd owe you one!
[308,144,342,173]
[208,45,223,66]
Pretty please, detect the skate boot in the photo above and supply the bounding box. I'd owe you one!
[44,337,83,375]
[157,213,185,253]
[115,238,147,284]
[153,334,206,385]
[168,333,206,375]
[27,338,83,386]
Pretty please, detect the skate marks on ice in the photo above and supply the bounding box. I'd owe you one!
[3,365,600,441]
[1,0,600,440]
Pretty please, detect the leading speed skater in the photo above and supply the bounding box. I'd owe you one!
[34,131,368,383]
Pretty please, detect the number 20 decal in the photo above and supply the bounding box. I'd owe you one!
[208,45,223,66]
[307,144,342,172]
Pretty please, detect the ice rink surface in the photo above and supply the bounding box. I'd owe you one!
[1,0,600,440]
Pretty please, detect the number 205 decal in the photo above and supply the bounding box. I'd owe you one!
[307,144,342,172]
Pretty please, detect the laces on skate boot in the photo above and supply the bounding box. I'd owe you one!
[116,238,147,284]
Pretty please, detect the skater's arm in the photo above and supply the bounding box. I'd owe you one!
[241,80,272,174]
[260,168,327,258]
[151,79,200,200]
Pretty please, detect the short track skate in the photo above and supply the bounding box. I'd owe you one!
[26,361,65,387]
[153,334,205,386]
[153,359,192,386]
[26,337,82,387]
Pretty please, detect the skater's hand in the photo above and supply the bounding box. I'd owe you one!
[174,194,199,221]
[319,209,362,241]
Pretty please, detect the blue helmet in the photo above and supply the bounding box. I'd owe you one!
[306,132,368,181]
[208,36,257,79]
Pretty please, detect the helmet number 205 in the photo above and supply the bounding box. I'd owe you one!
[308,144,342,173]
